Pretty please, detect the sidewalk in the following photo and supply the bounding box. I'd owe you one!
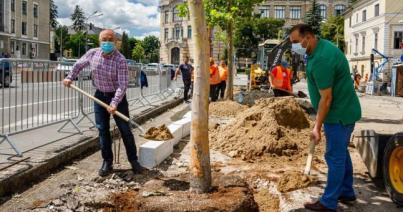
[0,85,184,199]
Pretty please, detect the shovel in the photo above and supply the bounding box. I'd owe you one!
[303,139,316,175]
[69,84,146,134]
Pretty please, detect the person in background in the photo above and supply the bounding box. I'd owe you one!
[270,61,293,97]
[175,56,194,103]
[63,29,144,177]
[209,58,221,102]
[354,74,362,90]
[218,60,228,100]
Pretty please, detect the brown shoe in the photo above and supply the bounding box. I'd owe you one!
[304,200,336,212]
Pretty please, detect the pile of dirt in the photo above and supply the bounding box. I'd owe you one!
[254,189,280,212]
[209,101,248,117]
[210,97,312,162]
[143,125,174,141]
[235,90,274,106]
[277,171,314,193]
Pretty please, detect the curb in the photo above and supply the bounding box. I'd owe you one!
[0,98,183,199]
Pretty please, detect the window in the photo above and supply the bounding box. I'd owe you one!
[22,43,27,55]
[0,0,3,32]
[274,6,285,19]
[393,31,403,49]
[22,22,27,35]
[260,6,270,18]
[374,32,378,49]
[375,4,379,17]
[164,11,169,24]
[355,36,358,54]
[175,25,181,39]
[319,5,327,19]
[362,36,366,54]
[34,4,38,18]
[349,18,351,27]
[172,6,182,22]
[356,13,358,23]
[22,1,27,15]
[187,25,192,39]
[164,28,168,40]
[10,41,15,54]
[11,0,15,12]
[31,43,37,58]
[34,24,38,37]
[290,6,301,19]
[334,4,346,16]
[362,10,366,22]
[11,19,15,33]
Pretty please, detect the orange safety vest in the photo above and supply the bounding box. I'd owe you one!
[272,66,291,91]
[209,65,221,85]
[219,66,228,81]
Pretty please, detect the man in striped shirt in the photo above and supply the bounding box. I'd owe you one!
[63,29,143,177]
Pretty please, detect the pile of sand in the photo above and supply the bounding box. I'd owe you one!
[277,171,314,193]
[209,101,248,117]
[210,97,312,161]
[143,125,174,141]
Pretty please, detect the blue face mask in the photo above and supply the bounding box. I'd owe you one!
[292,42,307,56]
[101,42,115,54]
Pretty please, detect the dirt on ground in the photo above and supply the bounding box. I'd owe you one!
[209,101,248,117]
[254,189,280,212]
[143,124,174,141]
[277,171,315,193]
[210,97,312,163]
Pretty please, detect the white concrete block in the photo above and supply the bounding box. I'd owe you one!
[139,140,173,169]
[172,117,191,137]
[184,111,192,119]
[167,124,182,146]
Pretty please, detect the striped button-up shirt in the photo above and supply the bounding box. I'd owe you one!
[67,48,128,107]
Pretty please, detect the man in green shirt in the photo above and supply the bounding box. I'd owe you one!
[289,24,361,211]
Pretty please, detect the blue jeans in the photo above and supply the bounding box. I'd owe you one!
[320,123,355,210]
[94,90,138,162]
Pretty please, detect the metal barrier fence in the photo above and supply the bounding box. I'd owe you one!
[0,59,178,156]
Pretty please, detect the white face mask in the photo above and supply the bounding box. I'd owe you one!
[292,43,307,56]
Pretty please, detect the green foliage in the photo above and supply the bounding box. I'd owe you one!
[304,0,322,35]
[66,32,86,57]
[71,5,85,32]
[321,16,345,51]
[121,32,130,59]
[50,0,58,29]
[132,44,145,62]
[142,35,160,63]
[54,25,69,54]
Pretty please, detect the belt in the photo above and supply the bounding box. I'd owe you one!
[96,90,116,97]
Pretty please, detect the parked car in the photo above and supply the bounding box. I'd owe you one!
[57,59,91,80]
[0,59,12,87]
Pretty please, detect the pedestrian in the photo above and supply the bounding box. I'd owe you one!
[175,56,193,103]
[269,60,293,97]
[209,57,221,102]
[63,29,144,177]
[289,24,362,212]
[354,74,361,90]
[218,60,228,100]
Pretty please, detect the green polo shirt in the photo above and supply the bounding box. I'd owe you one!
[306,39,361,125]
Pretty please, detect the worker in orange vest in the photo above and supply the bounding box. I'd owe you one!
[269,61,293,97]
[218,60,229,100]
[209,57,221,102]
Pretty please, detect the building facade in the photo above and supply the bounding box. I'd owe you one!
[344,0,403,82]
[256,0,350,26]
[0,0,50,59]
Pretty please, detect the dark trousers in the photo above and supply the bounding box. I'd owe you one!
[183,80,191,101]
[94,90,138,162]
[210,84,219,102]
[273,88,292,97]
[218,80,226,99]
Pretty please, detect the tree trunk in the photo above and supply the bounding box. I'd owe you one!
[226,0,234,100]
[187,0,212,193]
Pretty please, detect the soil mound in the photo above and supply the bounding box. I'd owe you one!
[210,97,312,161]
[277,171,314,193]
[143,125,174,141]
[209,101,248,117]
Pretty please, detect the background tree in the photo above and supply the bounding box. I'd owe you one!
[321,16,345,51]
[121,32,130,59]
[132,44,145,62]
[304,0,322,35]
[71,5,86,32]
[65,32,86,57]
[142,35,160,62]
[50,0,58,29]
[54,25,69,55]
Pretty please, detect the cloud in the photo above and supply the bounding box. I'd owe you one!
[55,0,160,38]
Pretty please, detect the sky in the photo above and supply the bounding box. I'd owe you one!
[54,0,160,39]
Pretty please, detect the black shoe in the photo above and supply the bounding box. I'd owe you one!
[130,160,146,174]
[98,160,113,177]
[338,195,357,204]
[304,200,336,212]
